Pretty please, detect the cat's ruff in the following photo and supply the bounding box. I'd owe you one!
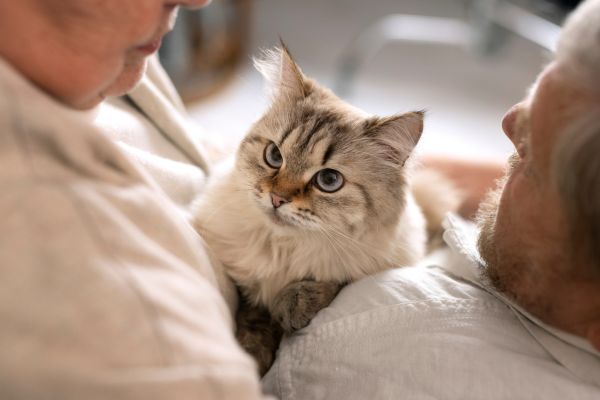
[194,165,427,309]
[193,44,430,311]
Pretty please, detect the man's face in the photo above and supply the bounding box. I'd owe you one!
[21,0,210,108]
[477,62,593,329]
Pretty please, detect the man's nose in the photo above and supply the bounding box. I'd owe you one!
[270,193,290,209]
[502,104,520,145]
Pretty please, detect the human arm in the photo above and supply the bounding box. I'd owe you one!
[0,180,269,399]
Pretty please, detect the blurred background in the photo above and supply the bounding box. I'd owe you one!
[159,0,578,160]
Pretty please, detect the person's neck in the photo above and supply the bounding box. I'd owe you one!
[546,278,600,352]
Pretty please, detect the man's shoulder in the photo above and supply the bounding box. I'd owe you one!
[264,262,600,399]
[297,262,524,359]
[312,262,501,327]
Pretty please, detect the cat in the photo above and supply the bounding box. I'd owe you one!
[192,44,453,374]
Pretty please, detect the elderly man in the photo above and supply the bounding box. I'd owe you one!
[262,1,600,398]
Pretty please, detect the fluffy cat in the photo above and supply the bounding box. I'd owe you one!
[193,45,447,374]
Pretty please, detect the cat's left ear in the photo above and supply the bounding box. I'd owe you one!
[254,41,307,102]
[363,111,424,166]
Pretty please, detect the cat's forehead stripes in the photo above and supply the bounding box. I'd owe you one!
[277,107,313,146]
[278,107,351,171]
[280,108,345,145]
[322,144,335,165]
[296,110,340,152]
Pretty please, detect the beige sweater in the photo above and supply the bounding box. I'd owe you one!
[0,57,267,399]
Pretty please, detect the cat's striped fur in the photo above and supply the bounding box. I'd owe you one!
[193,46,428,312]
[191,45,464,373]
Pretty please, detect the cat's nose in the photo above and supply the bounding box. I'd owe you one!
[270,193,290,209]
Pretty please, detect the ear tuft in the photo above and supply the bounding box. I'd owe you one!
[363,111,425,166]
[253,40,306,101]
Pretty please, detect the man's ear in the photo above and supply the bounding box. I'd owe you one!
[362,111,425,166]
[253,40,306,102]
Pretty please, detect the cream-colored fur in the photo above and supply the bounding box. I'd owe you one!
[193,46,435,311]
[194,158,426,309]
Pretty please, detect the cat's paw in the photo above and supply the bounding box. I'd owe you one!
[235,301,283,377]
[236,325,280,376]
[271,280,344,333]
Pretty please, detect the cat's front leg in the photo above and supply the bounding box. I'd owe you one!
[271,280,345,333]
[235,297,283,376]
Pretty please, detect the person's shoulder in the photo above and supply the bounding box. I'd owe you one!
[265,262,599,399]
[265,263,600,400]
[312,261,497,326]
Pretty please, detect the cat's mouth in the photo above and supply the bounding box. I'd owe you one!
[255,195,313,229]
[266,208,321,231]
[267,209,294,226]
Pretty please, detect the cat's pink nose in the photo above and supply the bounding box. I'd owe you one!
[270,193,289,209]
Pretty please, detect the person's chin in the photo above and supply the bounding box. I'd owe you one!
[101,58,148,98]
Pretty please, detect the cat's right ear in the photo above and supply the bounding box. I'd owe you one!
[363,111,425,167]
[254,42,307,102]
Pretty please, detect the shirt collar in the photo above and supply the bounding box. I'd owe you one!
[442,214,600,387]
[126,70,211,176]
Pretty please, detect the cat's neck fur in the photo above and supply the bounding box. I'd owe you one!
[194,163,426,309]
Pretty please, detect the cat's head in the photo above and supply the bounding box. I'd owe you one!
[236,44,423,236]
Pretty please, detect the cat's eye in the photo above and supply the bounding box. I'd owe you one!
[264,142,283,168]
[313,169,344,193]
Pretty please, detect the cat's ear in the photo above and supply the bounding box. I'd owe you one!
[363,111,424,166]
[254,41,307,102]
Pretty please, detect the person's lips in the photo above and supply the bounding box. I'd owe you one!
[136,38,162,54]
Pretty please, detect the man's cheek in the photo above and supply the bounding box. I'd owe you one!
[499,174,530,228]
[507,172,529,204]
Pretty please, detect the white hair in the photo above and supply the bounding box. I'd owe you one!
[556,0,600,94]
[553,0,600,268]
[555,110,600,267]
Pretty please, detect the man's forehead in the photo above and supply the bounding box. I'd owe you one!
[527,62,595,176]
[531,63,559,99]
[527,64,567,175]
[525,71,544,102]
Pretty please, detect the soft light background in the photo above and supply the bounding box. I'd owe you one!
[186,0,554,161]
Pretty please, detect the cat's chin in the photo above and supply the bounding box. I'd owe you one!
[252,198,296,228]
[261,207,313,232]
[266,209,295,227]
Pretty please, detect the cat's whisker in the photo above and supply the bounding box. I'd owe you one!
[324,225,370,250]
[316,226,347,265]
[325,225,413,270]
[194,45,431,375]
[321,227,355,258]
[318,226,385,276]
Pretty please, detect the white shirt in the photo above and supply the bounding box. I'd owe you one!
[262,215,600,399]
[0,56,266,399]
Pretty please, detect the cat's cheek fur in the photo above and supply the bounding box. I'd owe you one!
[194,45,429,308]
[193,164,427,310]
[191,44,462,376]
